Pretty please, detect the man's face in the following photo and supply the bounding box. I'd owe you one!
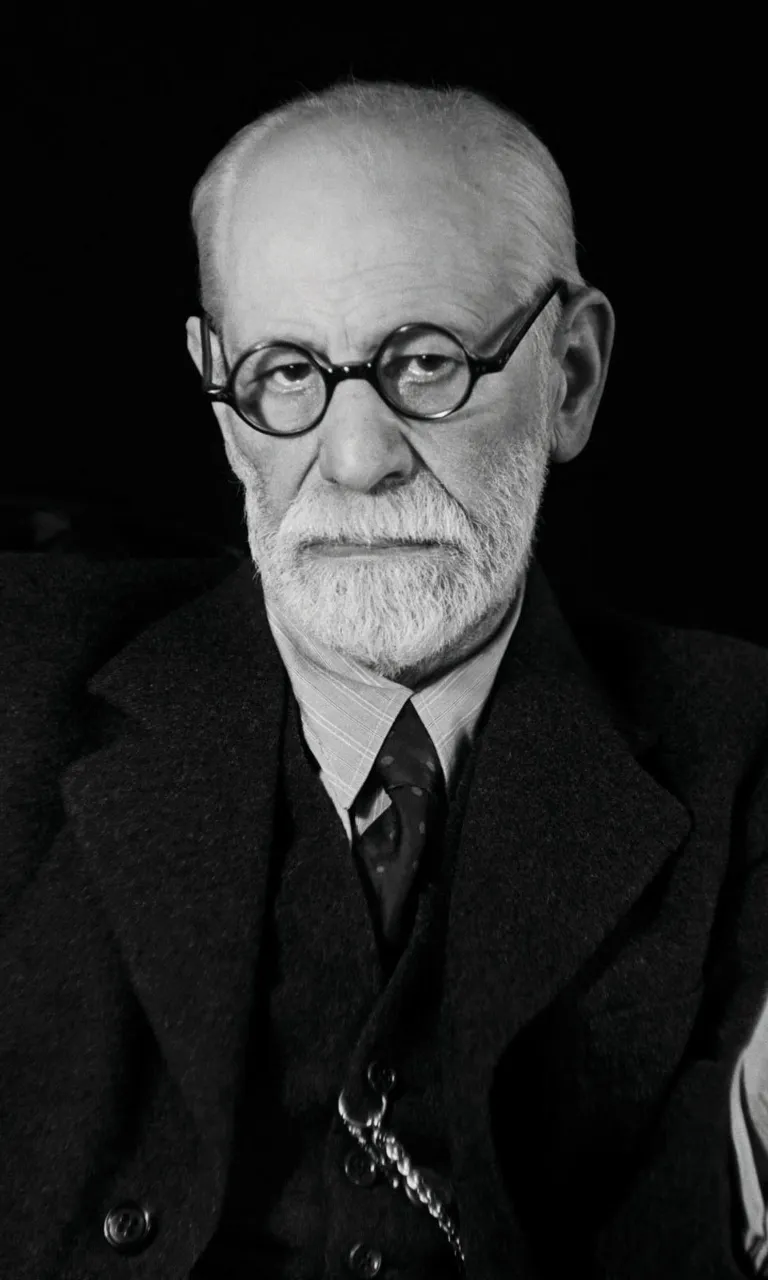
[190,120,556,686]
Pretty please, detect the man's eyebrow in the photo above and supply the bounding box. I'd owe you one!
[232,302,525,361]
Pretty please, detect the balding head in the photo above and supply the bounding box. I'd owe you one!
[189,78,585,357]
[218,112,520,369]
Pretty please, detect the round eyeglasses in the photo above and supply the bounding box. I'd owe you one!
[199,278,570,437]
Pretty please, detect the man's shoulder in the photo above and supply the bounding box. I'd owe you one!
[562,582,768,766]
[570,584,768,682]
[0,549,241,691]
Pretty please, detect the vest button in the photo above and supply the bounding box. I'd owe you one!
[366,1059,396,1095]
[344,1147,378,1187]
[347,1241,383,1276]
[103,1201,154,1254]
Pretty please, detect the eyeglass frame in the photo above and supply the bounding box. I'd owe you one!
[198,277,572,438]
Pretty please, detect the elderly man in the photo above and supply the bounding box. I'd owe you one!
[0,78,766,1279]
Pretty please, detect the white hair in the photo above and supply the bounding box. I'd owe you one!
[189,77,586,372]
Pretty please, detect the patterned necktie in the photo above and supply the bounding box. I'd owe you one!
[353,699,448,955]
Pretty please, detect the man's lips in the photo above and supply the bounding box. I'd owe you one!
[303,540,442,555]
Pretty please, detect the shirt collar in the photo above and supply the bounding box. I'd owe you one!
[265,573,527,813]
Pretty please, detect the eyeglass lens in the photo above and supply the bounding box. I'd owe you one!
[231,326,472,433]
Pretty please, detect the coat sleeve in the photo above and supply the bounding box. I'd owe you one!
[592,736,768,1279]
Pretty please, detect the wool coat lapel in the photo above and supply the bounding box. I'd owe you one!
[440,564,692,1257]
[60,555,693,1217]
[60,558,287,1180]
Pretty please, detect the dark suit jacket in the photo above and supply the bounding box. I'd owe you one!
[0,550,766,1279]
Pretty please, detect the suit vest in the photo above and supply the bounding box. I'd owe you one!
[191,682,480,1278]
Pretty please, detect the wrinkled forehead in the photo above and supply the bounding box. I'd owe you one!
[221,118,530,334]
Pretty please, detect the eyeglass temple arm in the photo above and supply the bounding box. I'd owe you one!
[486,279,572,371]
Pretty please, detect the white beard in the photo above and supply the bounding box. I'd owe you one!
[222,399,552,687]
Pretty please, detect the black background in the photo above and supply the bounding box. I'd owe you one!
[4,19,764,645]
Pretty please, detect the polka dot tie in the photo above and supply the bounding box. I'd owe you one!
[354,699,447,952]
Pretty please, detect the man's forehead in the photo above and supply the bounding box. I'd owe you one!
[229,120,484,252]
[222,119,530,341]
[224,219,516,353]
[228,198,495,300]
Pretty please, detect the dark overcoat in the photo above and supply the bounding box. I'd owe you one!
[0,550,766,1278]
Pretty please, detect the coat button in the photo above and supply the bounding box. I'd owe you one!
[347,1241,383,1276]
[344,1147,378,1187]
[103,1201,154,1254]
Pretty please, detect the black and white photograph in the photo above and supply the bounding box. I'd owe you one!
[1,19,766,1278]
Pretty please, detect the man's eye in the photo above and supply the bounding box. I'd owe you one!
[261,363,315,389]
[409,355,451,376]
[385,354,456,381]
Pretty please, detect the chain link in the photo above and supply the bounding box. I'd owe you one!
[338,1086,466,1270]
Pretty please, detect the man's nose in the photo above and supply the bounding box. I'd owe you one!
[317,380,418,492]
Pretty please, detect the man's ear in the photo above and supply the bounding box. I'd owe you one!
[549,288,615,464]
[185,316,232,442]
[186,316,204,376]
